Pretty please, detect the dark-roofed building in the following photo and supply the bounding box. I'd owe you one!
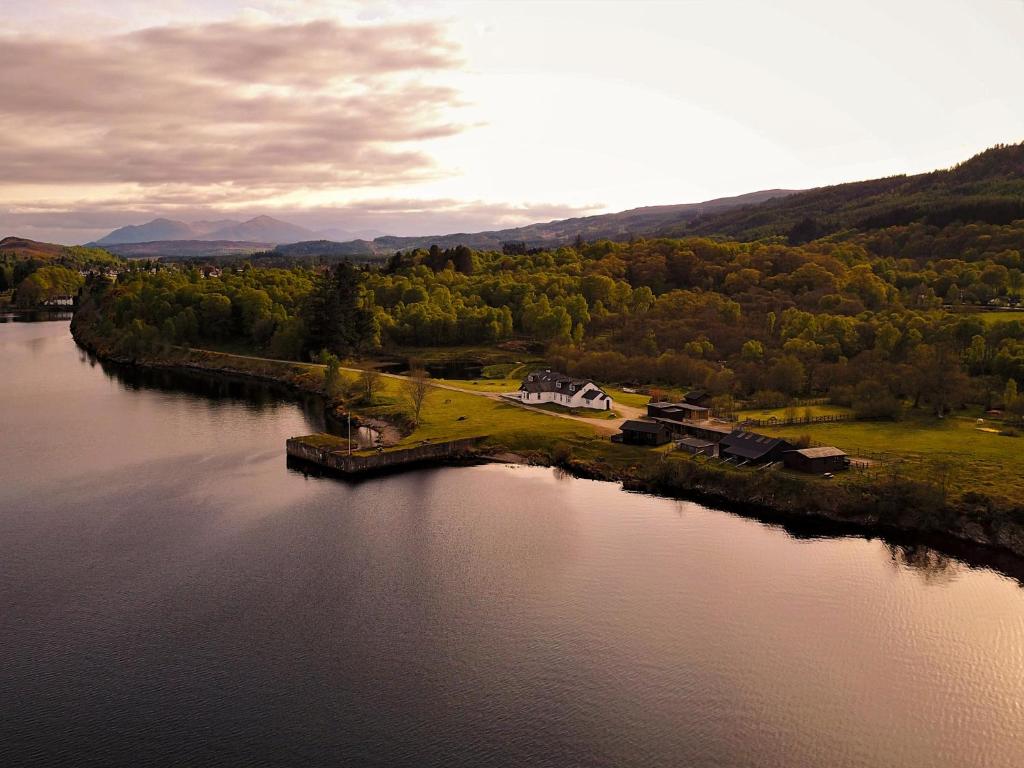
[647,401,709,422]
[783,446,849,474]
[614,419,671,446]
[675,436,716,456]
[518,370,613,410]
[684,389,711,407]
[718,430,793,464]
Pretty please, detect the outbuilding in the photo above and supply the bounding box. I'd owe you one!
[675,436,716,456]
[783,446,849,474]
[647,401,710,422]
[718,430,793,464]
[615,419,672,446]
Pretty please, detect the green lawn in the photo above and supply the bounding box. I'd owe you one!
[737,404,854,420]
[965,310,1024,325]
[760,411,1024,503]
[434,377,521,393]
[604,387,652,408]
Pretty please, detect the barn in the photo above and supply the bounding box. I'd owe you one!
[615,419,672,446]
[783,447,849,474]
[718,430,793,464]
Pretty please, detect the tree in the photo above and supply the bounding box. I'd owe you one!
[302,262,375,357]
[358,368,383,403]
[401,368,432,426]
[320,350,345,400]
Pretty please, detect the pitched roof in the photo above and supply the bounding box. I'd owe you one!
[620,419,668,434]
[581,389,606,400]
[719,430,791,460]
[676,436,715,449]
[788,446,846,459]
[519,369,600,394]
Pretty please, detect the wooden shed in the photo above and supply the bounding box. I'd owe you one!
[615,419,672,446]
[783,446,849,474]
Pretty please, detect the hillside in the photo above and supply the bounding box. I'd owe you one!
[99,240,274,259]
[94,216,316,246]
[0,236,66,260]
[85,189,795,259]
[676,142,1024,243]
[368,189,795,253]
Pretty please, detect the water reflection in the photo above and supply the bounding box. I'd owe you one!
[888,543,962,584]
[4,320,1024,768]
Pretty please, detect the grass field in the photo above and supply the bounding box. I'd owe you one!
[337,369,642,461]
[964,310,1024,325]
[760,411,1024,503]
[737,404,854,420]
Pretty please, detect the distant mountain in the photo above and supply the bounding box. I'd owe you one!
[675,141,1024,243]
[94,218,196,245]
[0,236,67,260]
[203,215,315,243]
[359,189,797,253]
[92,215,316,246]
[191,219,241,236]
[317,227,389,242]
[86,190,797,257]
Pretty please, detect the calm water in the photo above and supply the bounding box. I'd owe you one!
[2,321,1024,767]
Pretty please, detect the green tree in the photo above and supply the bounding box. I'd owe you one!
[302,262,376,357]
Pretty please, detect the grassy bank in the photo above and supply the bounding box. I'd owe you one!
[757,411,1024,505]
[71,309,1024,560]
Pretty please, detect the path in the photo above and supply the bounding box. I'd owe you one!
[189,347,644,435]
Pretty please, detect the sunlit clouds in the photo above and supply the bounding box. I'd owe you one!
[2,0,1023,243]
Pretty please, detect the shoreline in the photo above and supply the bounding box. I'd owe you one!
[69,314,1024,565]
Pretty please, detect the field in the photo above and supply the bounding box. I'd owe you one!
[737,403,853,421]
[964,310,1024,325]
[760,411,1024,503]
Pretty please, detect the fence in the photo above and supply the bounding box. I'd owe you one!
[738,413,855,428]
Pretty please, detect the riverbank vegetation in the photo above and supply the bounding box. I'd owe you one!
[1,237,120,308]
[67,143,1024,546]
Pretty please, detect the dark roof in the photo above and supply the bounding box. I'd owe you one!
[620,419,668,434]
[719,430,791,460]
[651,401,707,412]
[520,369,602,395]
[581,389,606,400]
[788,446,846,459]
[684,389,709,401]
[676,436,714,449]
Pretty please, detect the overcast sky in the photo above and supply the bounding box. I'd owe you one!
[2,0,1023,243]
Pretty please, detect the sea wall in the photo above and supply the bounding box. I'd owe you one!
[287,436,485,476]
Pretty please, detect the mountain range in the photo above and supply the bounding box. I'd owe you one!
[44,140,1024,260]
[91,215,383,247]
[88,189,795,258]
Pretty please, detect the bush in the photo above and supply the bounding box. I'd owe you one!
[851,379,903,420]
[551,441,573,464]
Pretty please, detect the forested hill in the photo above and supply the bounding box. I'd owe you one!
[674,142,1024,243]
[367,189,795,252]
[0,237,121,306]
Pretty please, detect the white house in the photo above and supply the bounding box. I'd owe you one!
[518,370,613,410]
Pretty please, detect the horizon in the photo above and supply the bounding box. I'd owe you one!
[2,0,1023,244]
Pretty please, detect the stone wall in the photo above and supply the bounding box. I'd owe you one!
[287,436,485,475]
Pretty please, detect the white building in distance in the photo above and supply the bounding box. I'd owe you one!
[518,370,613,410]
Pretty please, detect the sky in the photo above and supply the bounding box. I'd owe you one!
[1,0,1023,244]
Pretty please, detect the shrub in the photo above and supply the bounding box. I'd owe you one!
[551,441,573,464]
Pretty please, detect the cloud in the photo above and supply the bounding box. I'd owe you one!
[0,19,466,193]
